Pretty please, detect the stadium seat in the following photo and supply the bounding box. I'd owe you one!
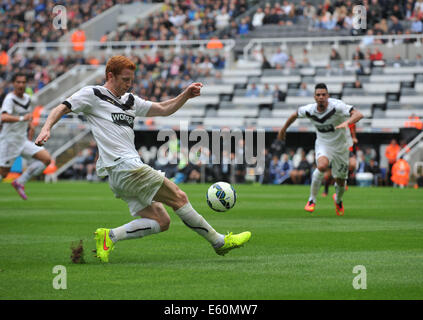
[201,84,234,95]
[342,95,386,105]
[384,66,423,74]
[262,69,282,76]
[364,83,400,93]
[258,108,272,118]
[400,96,423,105]
[372,109,386,118]
[300,67,316,76]
[174,107,205,117]
[415,83,423,93]
[386,101,402,109]
[400,88,418,96]
[223,69,262,77]
[217,108,259,118]
[370,74,414,82]
[203,117,244,127]
[272,102,300,110]
[314,75,356,83]
[385,109,423,118]
[254,83,288,92]
[222,76,248,85]
[371,118,407,128]
[236,59,261,69]
[205,108,218,117]
[218,101,236,109]
[260,75,301,84]
[153,117,191,128]
[307,83,343,94]
[232,96,273,106]
[272,109,297,117]
[184,96,219,107]
[256,118,286,128]
[285,96,316,105]
[233,88,248,96]
[342,88,365,96]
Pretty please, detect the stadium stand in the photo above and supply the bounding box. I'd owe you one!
[1,0,423,185]
[0,0,138,51]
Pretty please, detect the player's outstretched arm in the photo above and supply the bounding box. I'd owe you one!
[277,111,298,141]
[146,82,203,117]
[35,104,71,146]
[335,109,363,130]
[1,112,31,123]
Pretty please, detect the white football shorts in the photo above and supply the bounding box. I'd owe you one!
[315,143,349,179]
[0,139,44,167]
[106,157,165,216]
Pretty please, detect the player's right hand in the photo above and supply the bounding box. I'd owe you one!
[23,113,32,121]
[35,128,50,146]
[278,129,286,141]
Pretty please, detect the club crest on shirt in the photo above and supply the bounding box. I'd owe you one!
[111,113,134,128]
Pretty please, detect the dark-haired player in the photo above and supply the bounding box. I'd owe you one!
[277,83,363,215]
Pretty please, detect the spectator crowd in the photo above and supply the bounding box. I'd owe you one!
[244,0,423,37]
[0,0,137,52]
[0,48,226,105]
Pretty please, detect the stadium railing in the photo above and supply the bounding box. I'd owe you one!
[7,39,236,66]
[32,65,105,109]
[243,34,423,61]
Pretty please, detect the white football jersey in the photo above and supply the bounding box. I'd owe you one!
[0,92,32,146]
[297,98,354,149]
[64,85,152,176]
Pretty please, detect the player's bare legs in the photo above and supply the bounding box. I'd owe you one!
[12,149,52,200]
[333,177,346,216]
[153,177,189,210]
[97,177,250,261]
[305,156,329,212]
[136,202,170,231]
[32,149,52,166]
[0,167,10,177]
[152,177,225,247]
[0,167,10,182]
[322,168,332,197]
[347,154,357,190]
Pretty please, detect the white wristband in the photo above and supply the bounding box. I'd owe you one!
[19,116,24,122]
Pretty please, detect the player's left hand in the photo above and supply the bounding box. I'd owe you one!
[335,121,349,130]
[185,82,203,99]
[35,127,50,146]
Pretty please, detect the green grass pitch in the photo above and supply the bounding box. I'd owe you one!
[0,181,422,300]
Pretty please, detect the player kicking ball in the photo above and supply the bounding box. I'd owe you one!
[35,56,251,262]
[277,83,363,216]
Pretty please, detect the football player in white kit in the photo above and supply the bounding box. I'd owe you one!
[0,73,52,200]
[277,83,363,215]
[35,56,251,262]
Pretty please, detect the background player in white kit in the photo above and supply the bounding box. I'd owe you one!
[277,83,363,215]
[35,56,251,262]
[0,73,52,200]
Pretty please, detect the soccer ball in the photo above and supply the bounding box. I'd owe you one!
[206,182,237,212]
